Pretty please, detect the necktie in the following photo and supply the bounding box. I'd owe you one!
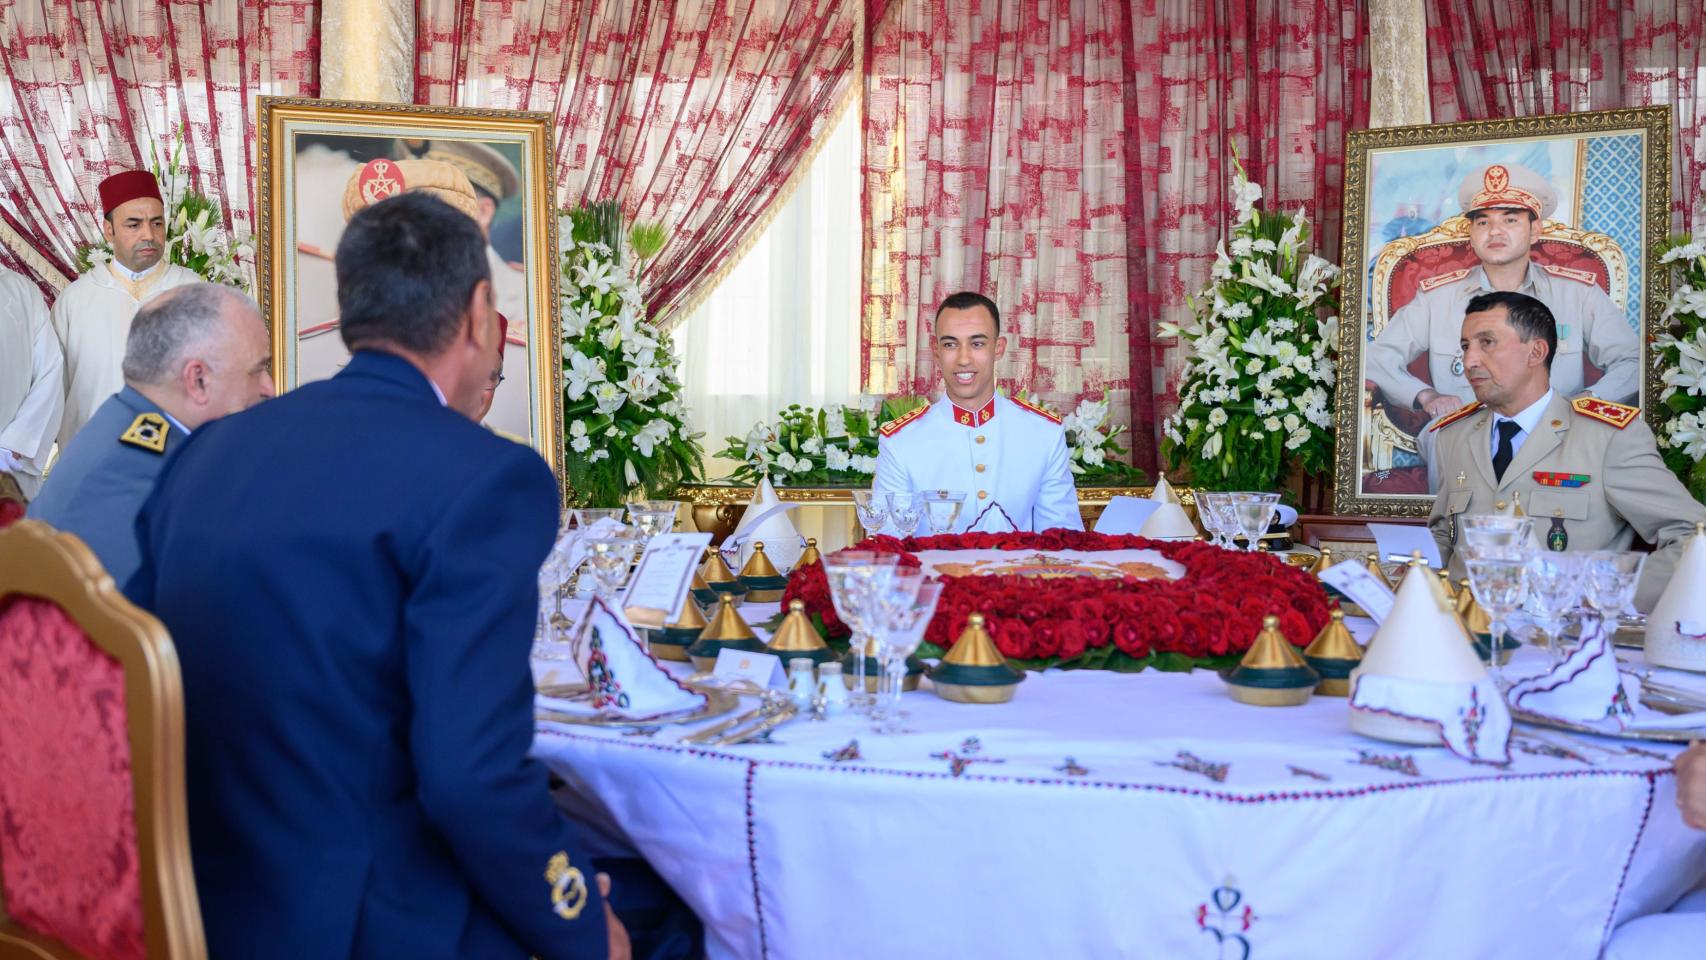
[1492,419,1522,481]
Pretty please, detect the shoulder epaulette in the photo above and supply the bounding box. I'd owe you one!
[1571,396,1639,429]
[1428,401,1484,432]
[878,403,930,438]
[1418,267,1474,293]
[1010,394,1062,424]
[118,412,170,454]
[1540,262,1599,286]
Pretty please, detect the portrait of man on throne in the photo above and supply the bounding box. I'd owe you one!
[1333,107,1672,516]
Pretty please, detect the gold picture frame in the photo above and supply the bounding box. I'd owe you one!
[256,97,563,483]
[1334,106,1671,517]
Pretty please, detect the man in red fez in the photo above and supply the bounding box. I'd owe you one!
[50,169,198,449]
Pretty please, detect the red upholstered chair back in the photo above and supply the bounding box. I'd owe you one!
[0,500,22,529]
[0,521,204,960]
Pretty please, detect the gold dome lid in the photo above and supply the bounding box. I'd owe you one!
[942,613,1004,667]
[1436,568,1458,606]
[1365,552,1393,590]
[1304,610,1362,663]
[700,549,739,585]
[691,569,712,593]
[664,591,708,632]
[1237,615,1310,671]
[797,538,822,568]
[738,541,784,580]
[767,600,829,654]
[1308,546,1334,578]
[699,593,757,642]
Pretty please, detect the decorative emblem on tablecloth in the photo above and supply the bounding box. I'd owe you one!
[1350,749,1421,777]
[823,740,862,763]
[1195,877,1257,959]
[1286,765,1330,782]
[958,737,983,754]
[1054,757,1090,776]
[1458,686,1488,758]
[930,746,1005,778]
[1156,750,1230,784]
[1512,737,1592,765]
[545,851,588,920]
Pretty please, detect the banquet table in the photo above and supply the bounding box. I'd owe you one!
[532,619,1706,960]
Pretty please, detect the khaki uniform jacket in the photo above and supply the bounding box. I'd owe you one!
[1428,391,1706,610]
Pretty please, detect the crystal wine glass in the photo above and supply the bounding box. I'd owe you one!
[1584,550,1645,632]
[865,567,926,725]
[922,490,967,535]
[1194,492,1226,548]
[850,490,890,540]
[1524,551,1585,663]
[821,551,900,709]
[1464,553,1527,686]
[584,537,636,599]
[887,492,925,537]
[1228,492,1280,553]
[1204,493,1241,550]
[1460,515,1534,559]
[873,579,943,734]
[572,507,625,532]
[625,499,682,543]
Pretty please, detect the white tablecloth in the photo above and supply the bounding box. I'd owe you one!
[532,622,1706,960]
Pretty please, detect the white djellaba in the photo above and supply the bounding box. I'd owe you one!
[1349,564,1488,745]
[1645,524,1706,672]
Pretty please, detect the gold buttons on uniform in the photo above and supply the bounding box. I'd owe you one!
[1495,501,1507,511]
[1551,420,1563,428]
[975,435,985,444]
[975,464,986,473]
[977,490,988,500]
[1553,508,1564,517]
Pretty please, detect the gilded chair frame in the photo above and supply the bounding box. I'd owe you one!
[0,520,205,960]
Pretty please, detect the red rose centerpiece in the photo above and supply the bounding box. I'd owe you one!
[781,531,1331,673]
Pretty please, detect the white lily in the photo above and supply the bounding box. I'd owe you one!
[592,382,626,415]
[565,351,606,401]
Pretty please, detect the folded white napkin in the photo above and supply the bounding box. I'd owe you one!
[535,597,707,721]
[1507,618,1635,728]
[1350,674,1512,764]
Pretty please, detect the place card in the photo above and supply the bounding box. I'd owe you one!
[1367,523,1441,568]
[623,532,714,629]
[1091,495,1161,535]
[711,647,786,690]
[1320,559,1397,623]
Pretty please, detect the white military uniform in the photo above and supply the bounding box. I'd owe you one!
[50,258,197,450]
[0,268,64,499]
[874,393,1083,533]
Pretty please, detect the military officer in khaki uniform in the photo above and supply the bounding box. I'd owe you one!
[1367,162,1641,492]
[1429,291,1706,610]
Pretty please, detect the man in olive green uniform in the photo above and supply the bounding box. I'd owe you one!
[1367,162,1640,492]
[1429,291,1706,610]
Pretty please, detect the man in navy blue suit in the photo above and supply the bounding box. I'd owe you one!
[129,192,627,958]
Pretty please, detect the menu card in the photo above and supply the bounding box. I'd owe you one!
[624,532,714,629]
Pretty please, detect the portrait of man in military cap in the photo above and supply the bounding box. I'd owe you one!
[1333,107,1672,516]
[257,99,565,478]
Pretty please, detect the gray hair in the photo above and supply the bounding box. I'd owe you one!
[122,283,258,385]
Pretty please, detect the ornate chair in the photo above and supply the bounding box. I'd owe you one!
[1360,216,1628,494]
[0,520,205,960]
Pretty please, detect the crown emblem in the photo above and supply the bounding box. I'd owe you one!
[544,851,588,920]
[1484,164,1509,193]
[358,159,404,205]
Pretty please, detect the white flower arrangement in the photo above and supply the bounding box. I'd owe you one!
[558,202,702,505]
[1160,163,1340,490]
[1653,237,1706,496]
[718,400,884,486]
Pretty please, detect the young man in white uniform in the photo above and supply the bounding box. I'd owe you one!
[874,291,1082,533]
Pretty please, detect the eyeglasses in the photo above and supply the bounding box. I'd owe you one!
[488,372,506,387]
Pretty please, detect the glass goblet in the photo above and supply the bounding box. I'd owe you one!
[1524,551,1585,663]
[922,490,967,535]
[887,492,926,538]
[864,568,926,723]
[584,538,636,599]
[850,490,890,540]
[573,507,626,532]
[1464,553,1527,686]
[1193,492,1224,547]
[821,551,900,709]
[1585,550,1645,631]
[1460,514,1533,559]
[1204,493,1241,550]
[873,580,943,734]
[1229,492,1280,553]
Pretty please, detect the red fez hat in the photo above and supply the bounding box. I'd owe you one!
[98,170,163,216]
[495,312,509,360]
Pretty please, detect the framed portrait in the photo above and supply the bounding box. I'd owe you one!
[256,97,563,480]
[1333,106,1671,517]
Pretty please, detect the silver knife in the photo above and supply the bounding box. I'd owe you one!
[714,703,799,747]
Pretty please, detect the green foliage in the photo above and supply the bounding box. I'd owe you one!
[1651,235,1706,494]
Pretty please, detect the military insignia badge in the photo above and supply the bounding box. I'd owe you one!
[357,158,405,205]
[1532,471,1589,488]
[1010,394,1062,424]
[1450,355,1464,376]
[1570,396,1639,429]
[118,412,170,454]
[545,851,588,920]
[878,403,930,437]
[1547,518,1568,552]
[1428,401,1483,432]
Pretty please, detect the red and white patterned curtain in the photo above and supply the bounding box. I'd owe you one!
[1424,0,1706,232]
[861,0,1147,465]
[0,0,321,300]
[415,0,859,326]
[1128,0,1369,436]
